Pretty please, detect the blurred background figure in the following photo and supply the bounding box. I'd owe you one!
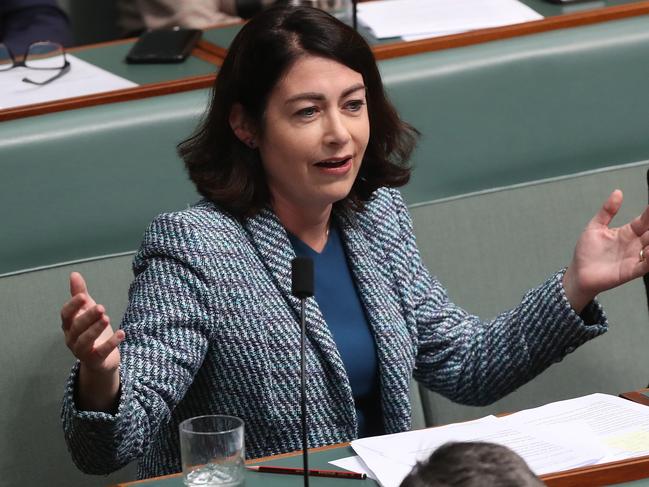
[0,0,72,54]
[116,0,351,37]
[116,0,249,37]
[400,442,544,487]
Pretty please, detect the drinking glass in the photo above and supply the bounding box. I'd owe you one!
[179,415,245,487]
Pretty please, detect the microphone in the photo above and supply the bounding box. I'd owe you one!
[291,257,314,487]
[292,257,314,299]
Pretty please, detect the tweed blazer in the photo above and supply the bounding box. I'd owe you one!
[62,188,607,479]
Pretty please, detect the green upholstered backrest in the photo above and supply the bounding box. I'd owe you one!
[410,161,649,426]
[0,90,207,276]
[380,14,649,204]
[0,256,137,487]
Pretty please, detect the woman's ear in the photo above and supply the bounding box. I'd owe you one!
[229,103,258,149]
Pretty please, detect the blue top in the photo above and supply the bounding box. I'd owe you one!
[289,225,383,438]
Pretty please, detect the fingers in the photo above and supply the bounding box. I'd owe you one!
[630,204,649,237]
[62,272,97,331]
[640,230,649,248]
[62,271,124,367]
[92,329,126,360]
[65,306,125,362]
[590,189,623,227]
[66,304,106,344]
[60,293,88,332]
[69,271,88,297]
[71,309,110,353]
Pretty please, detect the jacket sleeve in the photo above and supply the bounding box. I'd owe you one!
[61,213,217,474]
[389,189,608,406]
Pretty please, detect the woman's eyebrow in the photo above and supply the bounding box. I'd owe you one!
[285,92,325,104]
[284,84,367,105]
[341,83,366,98]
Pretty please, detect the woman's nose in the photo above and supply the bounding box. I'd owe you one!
[323,112,352,146]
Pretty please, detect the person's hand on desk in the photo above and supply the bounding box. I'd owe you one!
[563,189,649,313]
[60,271,124,412]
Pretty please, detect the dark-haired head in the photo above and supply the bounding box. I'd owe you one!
[399,442,544,487]
[178,5,417,218]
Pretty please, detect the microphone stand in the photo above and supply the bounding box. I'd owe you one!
[352,0,358,30]
[300,298,309,487]
[292,257,314,487]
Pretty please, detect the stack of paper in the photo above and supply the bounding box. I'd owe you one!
[335,394,649,487]
[357,0,544,41]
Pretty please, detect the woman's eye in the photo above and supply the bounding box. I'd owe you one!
[296,106,318,118]
[345,99,366,112]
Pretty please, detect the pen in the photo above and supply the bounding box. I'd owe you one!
[247,465,367,479]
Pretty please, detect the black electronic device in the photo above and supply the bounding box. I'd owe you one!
[125,27,202,64]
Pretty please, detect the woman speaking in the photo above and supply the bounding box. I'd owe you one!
[60,5,649,480]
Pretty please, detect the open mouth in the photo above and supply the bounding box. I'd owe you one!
[314,156,352,168]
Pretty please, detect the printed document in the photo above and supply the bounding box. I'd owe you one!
[347,393,649,487]
[357,0,543,40]
[501,393,649,463]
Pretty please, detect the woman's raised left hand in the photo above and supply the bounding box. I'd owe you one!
[563,189,649,313]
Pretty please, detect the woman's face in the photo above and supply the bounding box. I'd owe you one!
[257,55,370,214]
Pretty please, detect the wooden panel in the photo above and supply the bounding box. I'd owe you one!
[541,455,649,486]
[620,388,649,407]
[0,72,215,122]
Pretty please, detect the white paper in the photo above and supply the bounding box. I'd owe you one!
[501,393,649,463]
[352,417,605,486]
[357,0,543,39]
[0,54,137,109]
[402,30,465,42]
[329,455,377,480]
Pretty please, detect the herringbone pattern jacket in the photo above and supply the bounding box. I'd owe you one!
[62,188,607,479]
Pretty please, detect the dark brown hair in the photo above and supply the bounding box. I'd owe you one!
[399,442,544,487]
[178,5,417,218]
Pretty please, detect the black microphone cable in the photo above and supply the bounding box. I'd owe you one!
[291,257,314,487]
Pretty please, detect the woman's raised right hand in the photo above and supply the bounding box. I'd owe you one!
[61,272,125,411]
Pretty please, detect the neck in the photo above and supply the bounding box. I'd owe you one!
[272,197,332,253]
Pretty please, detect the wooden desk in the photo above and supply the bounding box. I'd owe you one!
[6,0,649,123]
[199,0,649,61]
[0,38,220,122]
[112,390,649,486]
[112,437,649,487]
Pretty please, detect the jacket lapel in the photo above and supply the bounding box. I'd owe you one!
[335,206,413,433]
[243,207,356,426]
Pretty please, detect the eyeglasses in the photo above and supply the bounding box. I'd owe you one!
[0,41,70,85]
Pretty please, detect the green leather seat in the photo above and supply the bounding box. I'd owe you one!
[380,14,649,204]
[1,91,205,276]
